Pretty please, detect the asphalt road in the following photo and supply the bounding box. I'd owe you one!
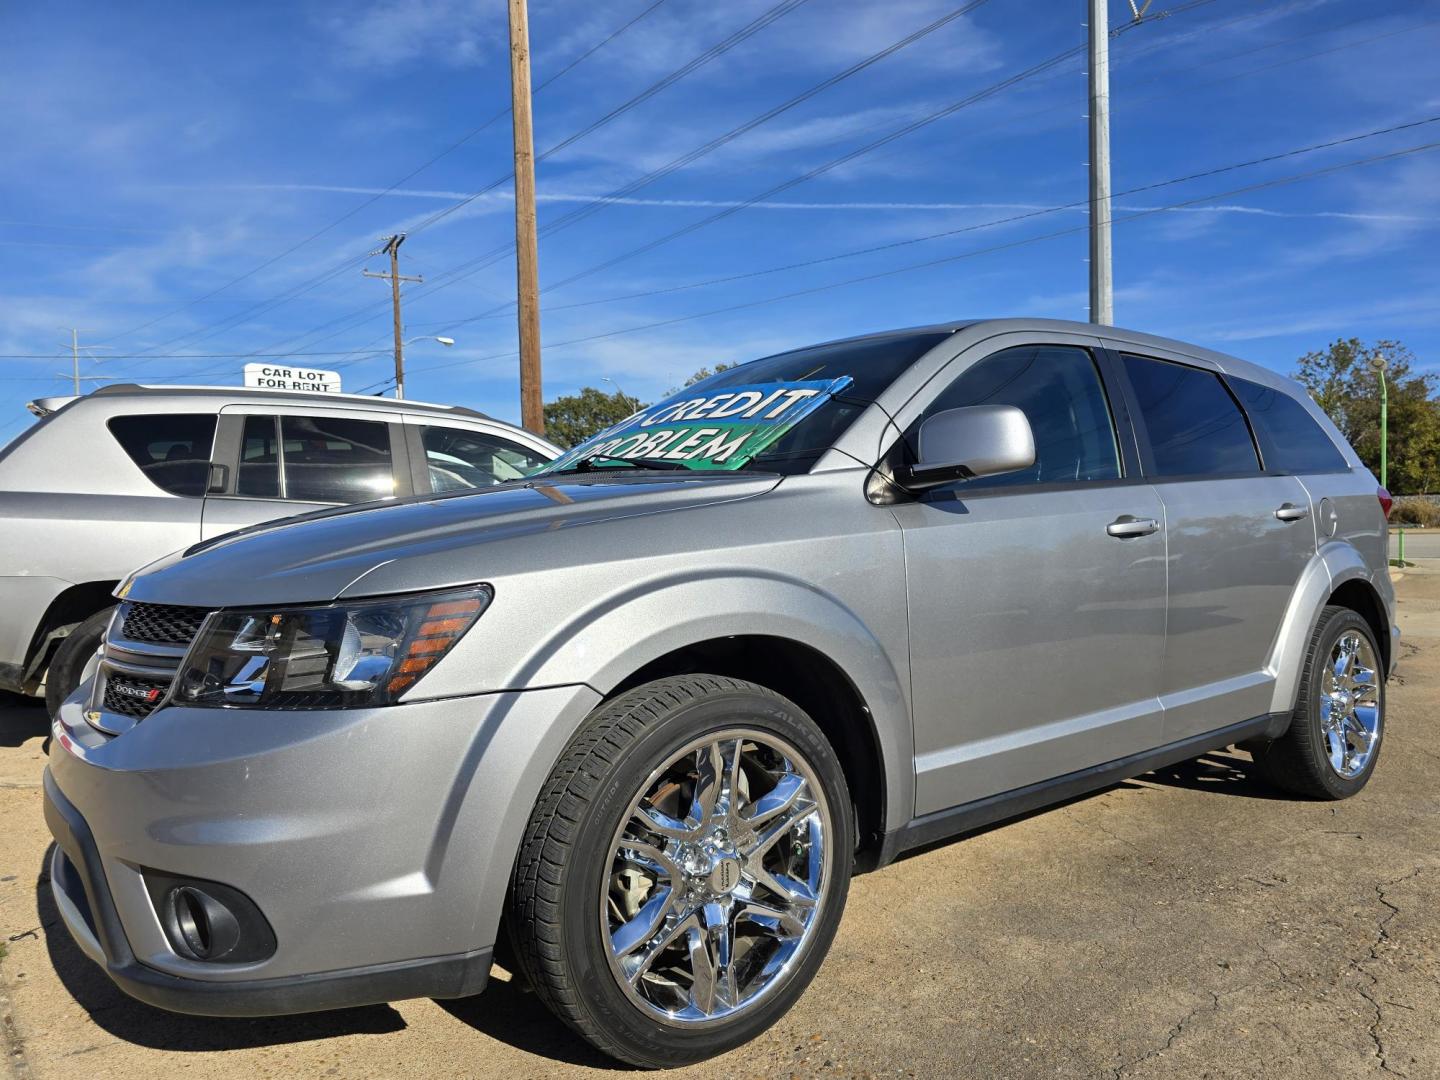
[1393,528,1440,561]
[2,570,1438,1079]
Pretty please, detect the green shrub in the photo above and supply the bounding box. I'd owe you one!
[1391,497,1440,527]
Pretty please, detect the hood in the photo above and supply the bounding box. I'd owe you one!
[124,472,780,608]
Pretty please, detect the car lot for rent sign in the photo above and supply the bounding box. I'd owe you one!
[546,377,854,472]
[243,363,343,393]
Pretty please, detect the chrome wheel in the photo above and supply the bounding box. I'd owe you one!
[1320,629,1381,779]
[601,729,832,1027]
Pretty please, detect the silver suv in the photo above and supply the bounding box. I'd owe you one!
[0,384,557,713]
[44,321,1395,1067]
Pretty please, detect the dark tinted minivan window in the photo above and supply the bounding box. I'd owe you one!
[280,415,394,503]
[108,414,217,496]
[1231,378,1348,474]
[1122,355,1259,477]
[918,345,1121,489]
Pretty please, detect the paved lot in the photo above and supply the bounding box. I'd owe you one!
[1393,528,1439,561]
[3,572,1438,1080]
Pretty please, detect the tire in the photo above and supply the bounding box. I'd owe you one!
[507,675,854,1068]
[44,606,115,718]
[1251,605,1385,799]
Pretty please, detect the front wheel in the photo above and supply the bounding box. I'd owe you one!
[1251,605,1385,799]
[44,606,115,718]
[507,675,853,1068]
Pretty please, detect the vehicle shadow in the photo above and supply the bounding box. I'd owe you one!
[1141,748,1290,800]
[36,845,407,1051]
[0,692,49,749]
[435,973,625,1070]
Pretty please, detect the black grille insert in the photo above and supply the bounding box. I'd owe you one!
[102,674,170,720]
[120,602,209,646]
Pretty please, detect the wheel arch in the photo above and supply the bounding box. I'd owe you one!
[1267,543,1390,716]
[611,635,891,872]
[21,579,119,692]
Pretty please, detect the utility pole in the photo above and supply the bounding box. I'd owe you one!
[1087,0,1113,326]
[508,0,545,435]
[363,235,422,399]
[1089,0,1152,325]
[58,328,107,394]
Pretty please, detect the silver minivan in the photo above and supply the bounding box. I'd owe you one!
[44,321,1396,1067]
[0,384,558,712]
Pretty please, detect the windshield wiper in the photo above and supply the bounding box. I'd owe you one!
[542,454,695,476]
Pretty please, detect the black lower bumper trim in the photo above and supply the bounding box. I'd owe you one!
[42,768,491,1017]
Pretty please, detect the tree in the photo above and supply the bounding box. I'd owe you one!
[667,362,738,396]
[1293,338,1440,495]
[542,386,645,449]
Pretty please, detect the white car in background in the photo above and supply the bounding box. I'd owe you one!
[0,383,558,712]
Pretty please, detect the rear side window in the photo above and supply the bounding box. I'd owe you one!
[420,426,548,492]
[1121,355,1259,477]
[1231,378,1348,474]
[108,414,217,496]
[915,344,1121,490]
[234,414,395,503]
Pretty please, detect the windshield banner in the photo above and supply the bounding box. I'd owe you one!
[547,377,855,472]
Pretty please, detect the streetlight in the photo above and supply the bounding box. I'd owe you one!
[392,336,455,399]
[601,377,638,413]
[1371,354,1388,491]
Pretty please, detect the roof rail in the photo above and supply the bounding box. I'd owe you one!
[85,383,491,420]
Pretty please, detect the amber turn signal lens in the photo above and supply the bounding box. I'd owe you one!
[384,595,487,695]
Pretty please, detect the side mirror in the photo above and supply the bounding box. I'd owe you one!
[899,405,1036,491]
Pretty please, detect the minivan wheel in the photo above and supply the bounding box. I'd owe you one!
[43,606,115,718]
[1250,605,1384,800]
[507,675,853,1068]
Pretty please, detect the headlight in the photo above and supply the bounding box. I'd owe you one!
[173,586,491,710]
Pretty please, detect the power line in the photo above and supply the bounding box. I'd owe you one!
[374,137,1440,389]
[157,0,817,375]
[96,0,680,357]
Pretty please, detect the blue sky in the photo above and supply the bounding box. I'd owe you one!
[2,0,1438,441]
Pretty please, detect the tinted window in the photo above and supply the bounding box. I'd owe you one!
[1231,378,1348,474]
[1122,354,1259,477]
[421,426,549,492]
[108,413,217,496]
[237,415,280,497]
[280,415,394,503]
[916,345,1120,490]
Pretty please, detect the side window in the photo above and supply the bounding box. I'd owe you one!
[915,344,1121,490]
[1231,378,1348,474]
[108,413,217,497]
[237,415,280,497]
[1121,354,1259,477]
[420,426,548,492]
[280,415,395,503]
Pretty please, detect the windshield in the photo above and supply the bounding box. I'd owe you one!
[535,329,952,477]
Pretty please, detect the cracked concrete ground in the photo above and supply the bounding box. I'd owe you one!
[2,570,1438,1079]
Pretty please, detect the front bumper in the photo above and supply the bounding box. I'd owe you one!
[45,680,601,1015]
[44,770,491,1015]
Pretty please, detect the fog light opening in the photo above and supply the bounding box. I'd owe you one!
[167,886,240,961]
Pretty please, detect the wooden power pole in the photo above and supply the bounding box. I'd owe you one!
[507,0,545,434]
[363,234,422,398]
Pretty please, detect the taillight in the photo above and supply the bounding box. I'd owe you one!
[1377,486,1393,520]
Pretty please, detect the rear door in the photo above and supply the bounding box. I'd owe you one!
[201,405,411,539]
[1109,348,1316,740]
[887,332,1168,815]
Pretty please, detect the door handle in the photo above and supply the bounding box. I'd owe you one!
[1274,503,1310,522]
[1106,515,1159,539]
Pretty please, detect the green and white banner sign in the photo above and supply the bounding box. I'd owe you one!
[549,377,855,472]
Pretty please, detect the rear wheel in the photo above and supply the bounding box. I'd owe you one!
[44,606,114,718]
[1251,605,1384,799]
[507,675,853,1067]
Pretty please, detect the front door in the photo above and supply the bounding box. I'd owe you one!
[887,338,1167,816]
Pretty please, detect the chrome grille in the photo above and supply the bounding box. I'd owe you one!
[120,602,209,646]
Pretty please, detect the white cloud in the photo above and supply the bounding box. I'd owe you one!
[319,0,501,69]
